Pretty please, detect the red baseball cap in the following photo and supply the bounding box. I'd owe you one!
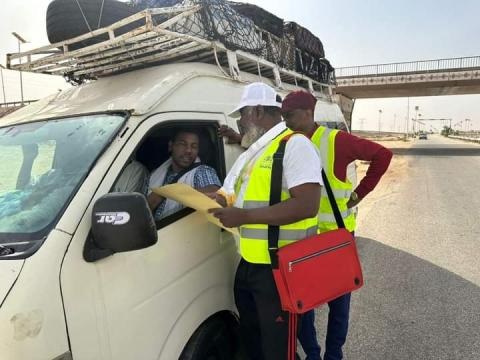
[281,91,317,113]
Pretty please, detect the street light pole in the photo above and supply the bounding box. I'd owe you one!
[405,97,410,138]
[359,118,365,130]
[465,119,471,132]
[414,106,419,136]
[12,32,28,106]
[0,64,6,105]
[378,109,382,133]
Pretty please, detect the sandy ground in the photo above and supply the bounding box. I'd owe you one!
[355,137,413,219]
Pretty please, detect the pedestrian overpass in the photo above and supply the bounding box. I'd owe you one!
[332,55,480,126]
[335,55,480,98]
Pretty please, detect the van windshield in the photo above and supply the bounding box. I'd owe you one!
[0,114,125,252]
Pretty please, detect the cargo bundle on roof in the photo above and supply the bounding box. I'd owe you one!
[223,2,333,83]
[47,0,264,55]
[227,2,284,38]
[9,0,335,87]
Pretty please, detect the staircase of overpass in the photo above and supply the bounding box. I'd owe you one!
[334,55,480,99]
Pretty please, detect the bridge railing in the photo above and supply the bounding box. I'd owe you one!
[0,100,37,108]
[336,55,480,78]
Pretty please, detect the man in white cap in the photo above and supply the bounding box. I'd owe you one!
[209,82,323,360]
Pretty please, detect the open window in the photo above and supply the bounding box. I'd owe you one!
[111,120,225,229]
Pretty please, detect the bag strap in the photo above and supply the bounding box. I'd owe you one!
[268,138,288,269]
[288,313,298,360]
[268,136,347,268]
[321,170,346,229]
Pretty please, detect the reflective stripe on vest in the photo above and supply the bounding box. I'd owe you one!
[321,187,351,200]
[243,200,269,209]
[240,226,318,240]
[238,131,319,264]
[312,126,356,233]
[318,209,353,223]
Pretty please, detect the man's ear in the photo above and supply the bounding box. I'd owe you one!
[168,140,173,153]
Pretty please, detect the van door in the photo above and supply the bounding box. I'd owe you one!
[60,112,239,360]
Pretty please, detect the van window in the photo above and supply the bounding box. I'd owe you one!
[116,123,224,229]
[0,114,125,246]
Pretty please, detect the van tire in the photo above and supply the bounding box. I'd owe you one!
[180,316,238,360]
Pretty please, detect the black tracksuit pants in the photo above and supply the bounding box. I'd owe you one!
[234,258,296,360]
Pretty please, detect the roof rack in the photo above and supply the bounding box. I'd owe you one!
[6,5,332,96]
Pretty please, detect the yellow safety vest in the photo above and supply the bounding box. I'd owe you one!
[311,126,356,233]
[235,131,319,264]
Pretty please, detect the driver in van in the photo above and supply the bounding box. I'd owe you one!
[147,129,221,220]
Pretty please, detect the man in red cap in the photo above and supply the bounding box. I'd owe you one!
[281,90,392,360]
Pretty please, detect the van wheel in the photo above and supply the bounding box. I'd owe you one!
[180,316,238,360]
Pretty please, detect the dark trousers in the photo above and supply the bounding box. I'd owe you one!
[234,258,296,360]
[298,308,321,360]
[298,293,351,360]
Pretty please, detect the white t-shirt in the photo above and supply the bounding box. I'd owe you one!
[283,134,323,189]
[235,126,323,207]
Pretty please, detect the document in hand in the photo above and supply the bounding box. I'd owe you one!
[151,183,239,235]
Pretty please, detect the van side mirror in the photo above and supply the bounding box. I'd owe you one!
[84,193,157,262]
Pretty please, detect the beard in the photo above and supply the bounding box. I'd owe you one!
[241,124,266,149]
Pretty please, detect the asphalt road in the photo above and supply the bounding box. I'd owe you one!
[310,135,480,360]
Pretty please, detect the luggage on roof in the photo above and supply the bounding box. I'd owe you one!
[165,0,264,55]
[295,56,335,84]
[46,0,264,55]
[10,0,335,87]
[284,21,325,59]
[228,2,284,38]
[129,0,184,8]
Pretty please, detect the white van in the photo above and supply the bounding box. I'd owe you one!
[0,61,353,360]
[1,8,353,360]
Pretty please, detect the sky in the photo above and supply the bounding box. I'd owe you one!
[1,0,479,130]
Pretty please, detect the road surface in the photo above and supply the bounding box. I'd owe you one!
[311,134,480,360]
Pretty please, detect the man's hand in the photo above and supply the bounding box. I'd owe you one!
[147,192,164,211]
[346,196,361,209]
[203,192,228,207]
[218,125,242,144]
[208,207,248,227]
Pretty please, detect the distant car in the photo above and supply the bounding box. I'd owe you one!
[419,133,428,140]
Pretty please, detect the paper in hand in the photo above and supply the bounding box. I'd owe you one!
[152,183,239,235]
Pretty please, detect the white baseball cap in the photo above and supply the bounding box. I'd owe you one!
[229,82,282,117]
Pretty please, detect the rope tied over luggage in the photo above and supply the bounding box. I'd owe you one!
[97,0,106,29]
[73,0,93,32]
[42,0,335,84]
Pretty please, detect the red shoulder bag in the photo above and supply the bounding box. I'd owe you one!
[269,138,364,359]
